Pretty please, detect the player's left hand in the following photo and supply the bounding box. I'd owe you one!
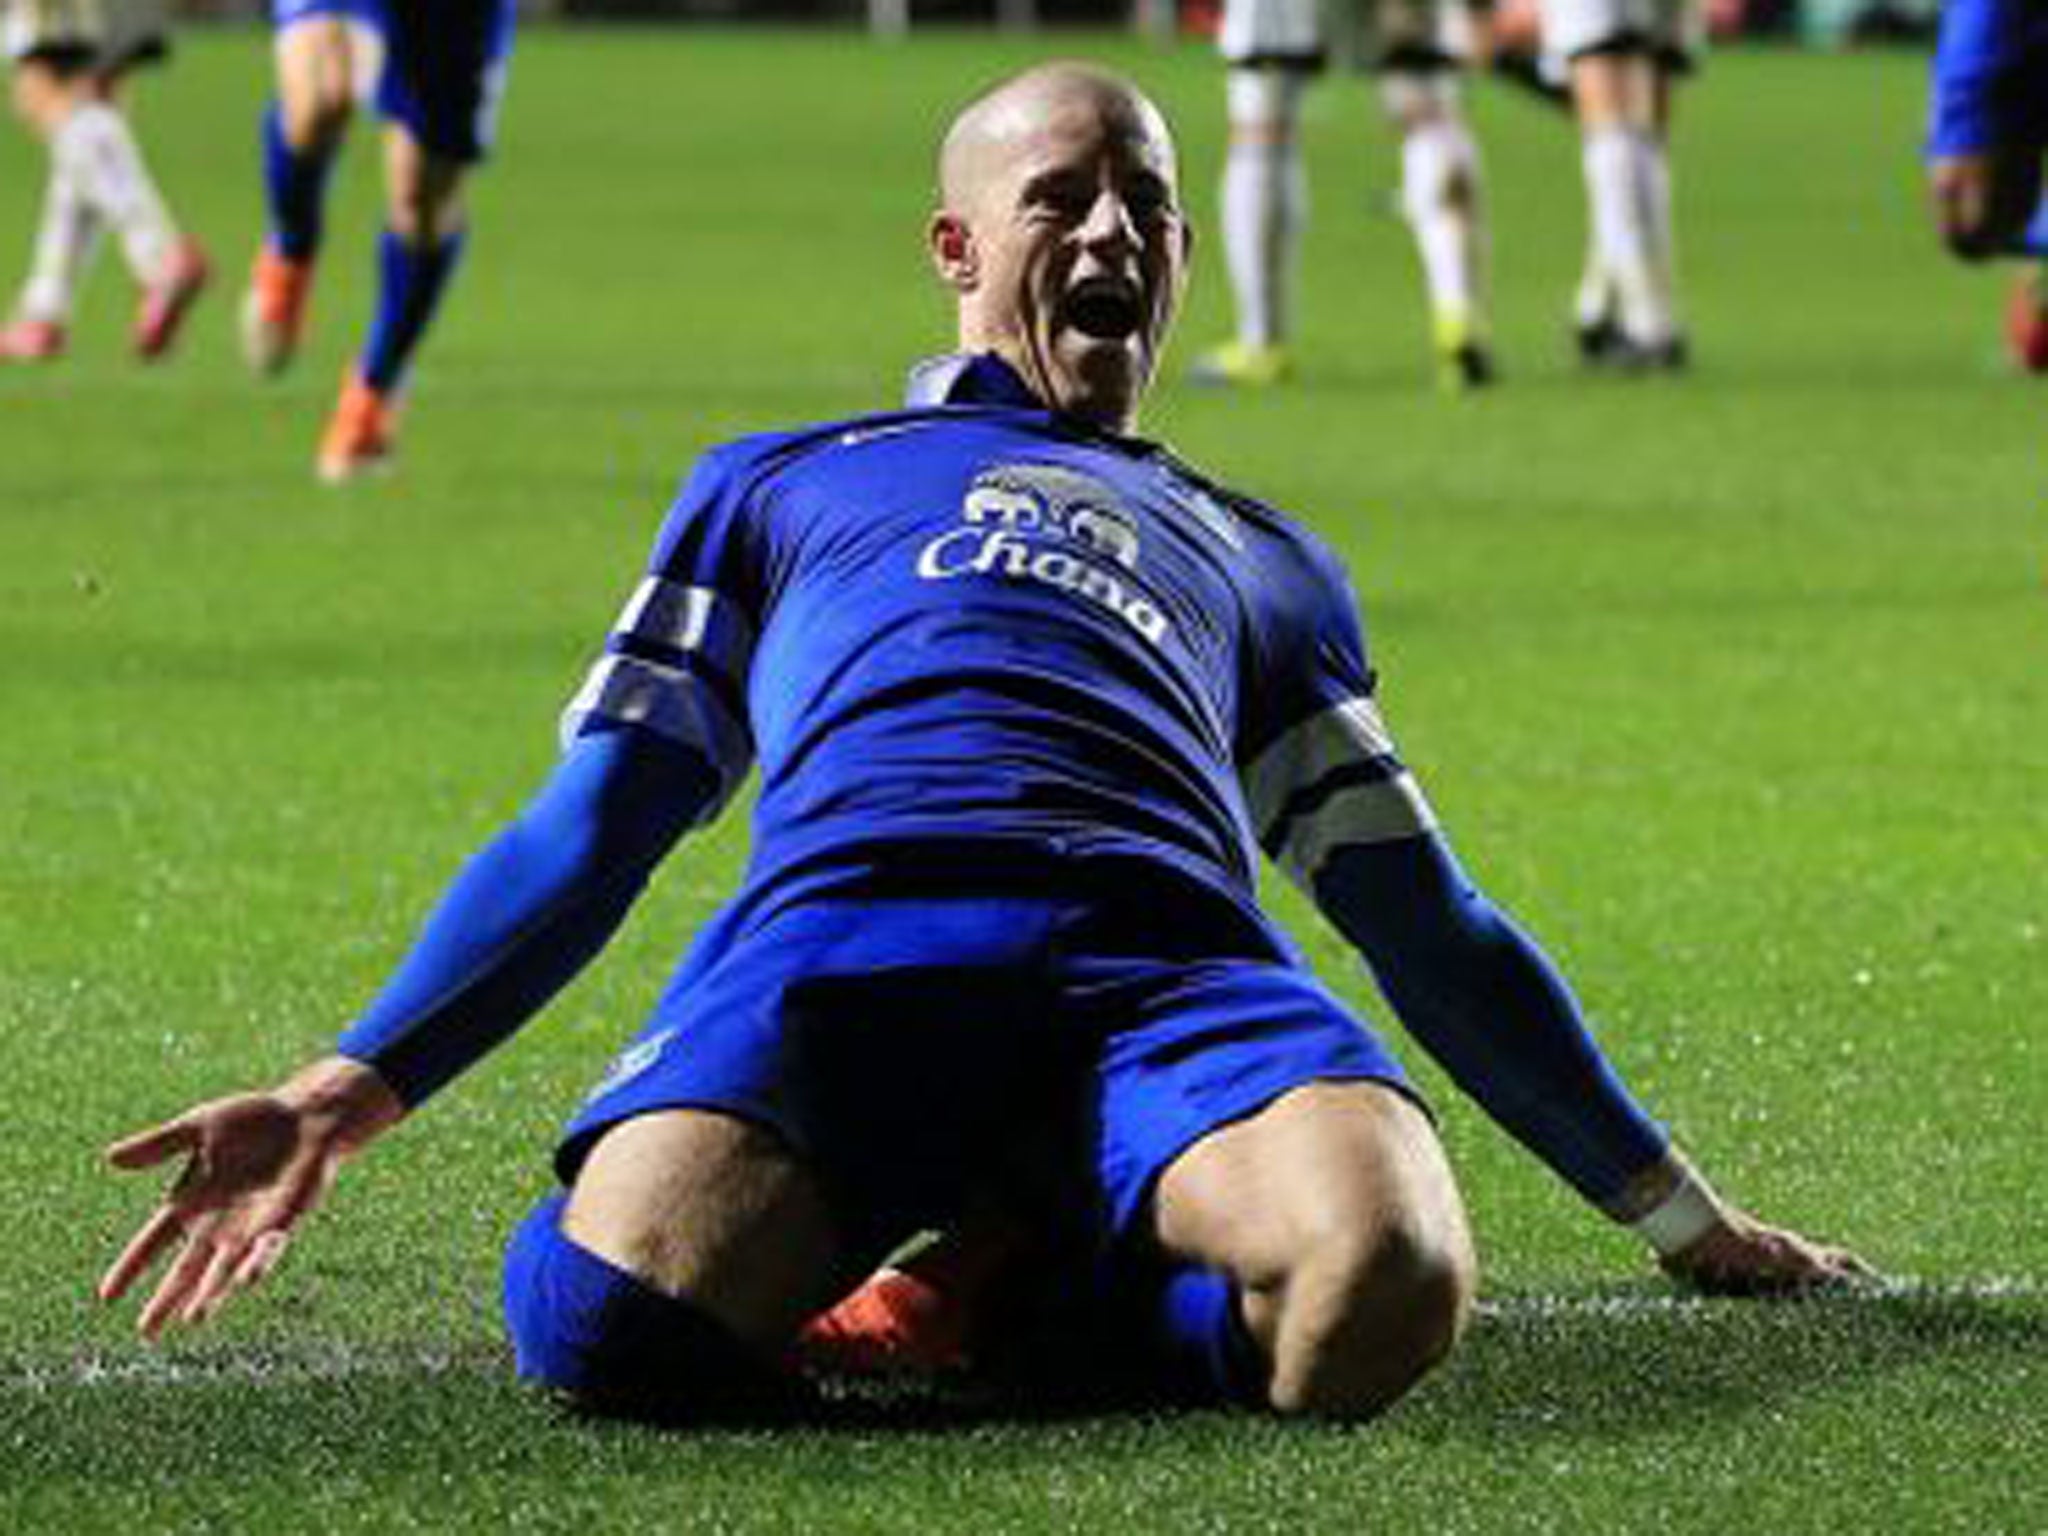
[1660,1209,1878,1297]
[97,1056,404,1338]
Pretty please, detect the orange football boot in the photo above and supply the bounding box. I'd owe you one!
[2007,267,2048,375]
[316,370,399,484]
[791,1224,1028,1379]
[241,246,315,376]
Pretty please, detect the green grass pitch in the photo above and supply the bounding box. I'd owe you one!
[3,22,2046,1532]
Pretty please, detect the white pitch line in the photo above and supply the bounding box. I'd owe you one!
[10,1280,2039,1391]
[6,1344,499,1393]
[1478,1276,2045,1322]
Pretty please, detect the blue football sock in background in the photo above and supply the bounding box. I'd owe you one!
[261,102,336,262]
[360,226,466,393]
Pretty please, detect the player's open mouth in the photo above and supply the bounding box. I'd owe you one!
[1064,276,1143,341]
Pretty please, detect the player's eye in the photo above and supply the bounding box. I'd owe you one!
[1024,173,1093,219]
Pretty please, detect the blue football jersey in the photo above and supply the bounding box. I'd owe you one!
[561,354,1437,917]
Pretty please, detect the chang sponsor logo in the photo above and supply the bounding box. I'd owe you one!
[915,463,1169,645]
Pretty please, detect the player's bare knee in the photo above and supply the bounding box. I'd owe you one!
[386,177,464,245]
[1266,1215,1475,1419]
[285,90,353,154]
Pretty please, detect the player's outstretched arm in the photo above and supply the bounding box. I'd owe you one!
[99,726,721,1337]
[98,1055,405,1338]
[1311,832,1876,1294]
[333,726,717,1104]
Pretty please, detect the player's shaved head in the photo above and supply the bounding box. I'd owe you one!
[937,62,1176,215]
[928,61,1190,430]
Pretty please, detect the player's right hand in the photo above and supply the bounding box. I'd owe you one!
[97,1056,405,1340]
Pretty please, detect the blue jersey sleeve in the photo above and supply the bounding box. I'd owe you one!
[1235,531,1438,891]
[1239,524,1668,1208]
[336,446,777,1106]
[559,444,771,820]
[336,727,717,1106]
[1314,833,1671,1208]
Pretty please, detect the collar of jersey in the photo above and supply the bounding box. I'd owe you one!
[902,351,1169,460]
[903,351,1044,411]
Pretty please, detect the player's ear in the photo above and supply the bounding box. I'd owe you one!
[929,211,978,292]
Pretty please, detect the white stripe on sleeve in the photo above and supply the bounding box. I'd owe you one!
[558,654,752,819]
[1242,696,1438,888]
[614,578,755,683]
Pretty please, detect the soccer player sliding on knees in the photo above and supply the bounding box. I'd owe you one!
[102,61,1872,1423]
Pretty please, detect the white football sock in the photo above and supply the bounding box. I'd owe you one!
[1399,116,1488,333]
[1581,125,1675,345]
[1221,67,1308,350]
[1638,127,1680,333]
[15,151,102,324]
[1574,239,1614,331]
[57,101,179,287]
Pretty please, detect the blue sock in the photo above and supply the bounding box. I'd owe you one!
[261,102,335,263]
[1149,1266,1266,1407]
[2021,196,2048,260]
[360,227,466,394]
[501,1192,809,1423]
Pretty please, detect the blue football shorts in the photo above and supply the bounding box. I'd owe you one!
[555,849,1418,1269]
[271,0,514,163]
[1928,10,2048,158]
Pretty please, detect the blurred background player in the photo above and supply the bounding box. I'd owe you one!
[1186,0,1497,392]
[242,0,515,482]
[1537,0,1700,371]
[1924,0,2048,373]
[0,0,207,363]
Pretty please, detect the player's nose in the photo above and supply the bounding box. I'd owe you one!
[1075,186,1141,257]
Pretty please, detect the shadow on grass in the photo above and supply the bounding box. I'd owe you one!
[7,1283,2041,1483]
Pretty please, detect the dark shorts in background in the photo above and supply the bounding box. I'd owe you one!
[271,0,514,162]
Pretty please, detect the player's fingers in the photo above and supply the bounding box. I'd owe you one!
[97,1204,189,1303]
[1812,1243,1881,1284]
[188,1164,324,1321]
[229,1230,291,1294]
[104,1117,200,1171]
[136,1217,224,1341]
[181,1233,255,1327]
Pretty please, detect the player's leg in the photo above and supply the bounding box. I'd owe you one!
[1188,0,1319,387]
[2,56,94,360]
[505,1107,847,1423]
[1082,925,1475,1418]
[5,15,204,361]
[1150,1080,1475,1416]
[315,127,466,481]
[1187,64,1310,388]
[92,70,210,362]
[242,8,375,374]
[1566,49,1682,365]
[1381,64,1494,390]
[1924,6,2048,373]
[316,0,511,481]
[47,0,208,361]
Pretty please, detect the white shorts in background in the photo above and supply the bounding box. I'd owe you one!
[1219,0,1477,72]
[1535,0,1702,68]
[2,0,168,68]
